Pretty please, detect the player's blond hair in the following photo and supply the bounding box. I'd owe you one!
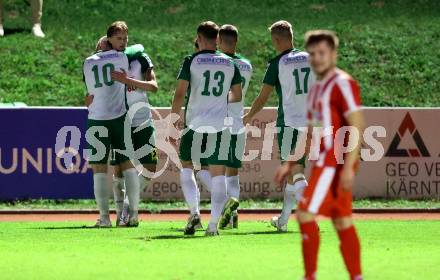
[95,36,111,52]
[305,30,339,50]
[107,21,128,38]
[269,20,293,41]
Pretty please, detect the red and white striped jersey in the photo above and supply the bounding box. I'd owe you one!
[307,69,362,167]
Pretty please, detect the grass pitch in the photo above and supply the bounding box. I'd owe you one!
[0,219,438,280]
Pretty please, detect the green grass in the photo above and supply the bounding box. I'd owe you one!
[0,199,439,210]
[0,220,438,279]
[0,0,439,107]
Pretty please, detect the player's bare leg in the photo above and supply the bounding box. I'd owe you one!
[206,164,227,236]
[297,209,320,280]
[332,217,363,280]
[92,164,112,227]
[272,164,307,232]
[180,160,201,235]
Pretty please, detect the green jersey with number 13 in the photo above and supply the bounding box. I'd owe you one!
[177,50,242,132]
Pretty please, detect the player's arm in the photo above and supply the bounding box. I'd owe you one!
[112,68,158,92]
[82,72,94,107]
[168,56,191,146]
[339,110,365,191]
[243,84,273,124]
[171,79,189,117]
[243,60,276,124]
[229,83,242,103]
[229,63,243,103]
[168,79,189,146]
[84,93,94,107]
[111,53,158,92]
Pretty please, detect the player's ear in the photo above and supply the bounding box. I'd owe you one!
[332,49,338,63]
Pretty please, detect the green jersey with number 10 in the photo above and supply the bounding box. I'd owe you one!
[83,50,129,121]
[263,48,315,128]
[177,50,242,132]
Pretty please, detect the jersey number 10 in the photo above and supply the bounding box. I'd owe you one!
[92,63,115,88]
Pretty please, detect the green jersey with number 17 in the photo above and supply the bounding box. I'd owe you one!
[263,48,315,128]
[177,50,242,132]
[83,50,129,120]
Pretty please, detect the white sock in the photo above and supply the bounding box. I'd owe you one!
[209,175,228,227]
[123,168,140,217]
[294,179,308,202]
[279,179,308,225]
[196,169,212,192]
[93,173,110,217]
[112,176,125,215]
[279,182,296,225]
[196,187,201,206]
[226,175,240,200]
[180,168,200,215]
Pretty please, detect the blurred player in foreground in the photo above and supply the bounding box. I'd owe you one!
[244,20,314,232]
[275,30,364,280]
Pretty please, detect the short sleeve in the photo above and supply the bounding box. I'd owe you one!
[231,63,242,86]
[124,44,144,62]
[336,79,362,117]
[177,56,191,81]
[262,60,278,86]
[137,52,154,73]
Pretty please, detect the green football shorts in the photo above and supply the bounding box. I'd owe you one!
[86,114,129,165]
[179,128,229,166]
[277,126,306,167]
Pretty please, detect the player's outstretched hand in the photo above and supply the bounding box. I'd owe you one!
[84,94,94,107]
[274,163,291,186]
[339,166,355,192]
[111,70,129,84]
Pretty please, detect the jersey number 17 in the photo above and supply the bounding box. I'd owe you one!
[293,67,311,95]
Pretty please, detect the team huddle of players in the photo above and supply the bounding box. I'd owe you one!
[83,20,364,280]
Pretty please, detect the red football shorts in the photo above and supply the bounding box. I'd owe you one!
[298,165,353,218]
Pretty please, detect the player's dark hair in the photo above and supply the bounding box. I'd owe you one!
[219,24,238,42]
[107,21,128,38]
[197,21,219,40]
[305,30,339,50]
